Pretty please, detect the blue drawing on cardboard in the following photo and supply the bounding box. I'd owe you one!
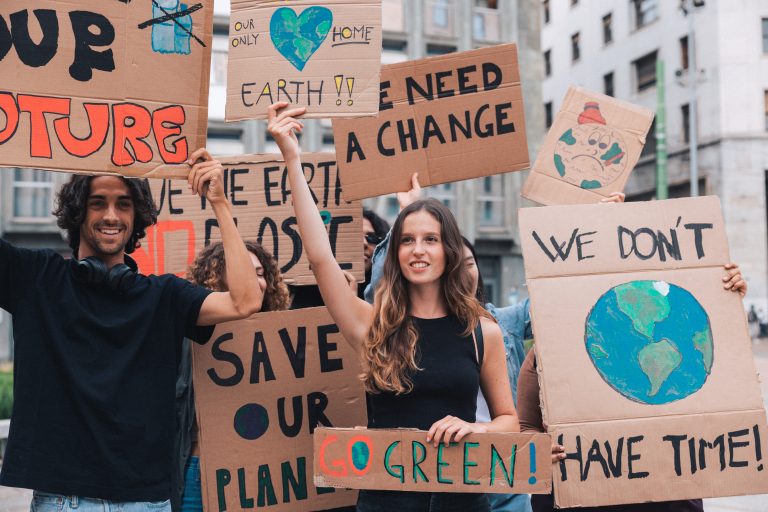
[270,6,333,71]
[152,0,193,55]
[585,281,713,405]
[233,403,269,440]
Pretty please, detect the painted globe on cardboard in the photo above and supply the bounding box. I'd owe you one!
[584,281,713,405]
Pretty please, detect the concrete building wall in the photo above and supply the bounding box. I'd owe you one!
[541,0,768,313]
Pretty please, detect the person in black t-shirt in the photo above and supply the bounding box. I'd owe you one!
[0,148,263,511]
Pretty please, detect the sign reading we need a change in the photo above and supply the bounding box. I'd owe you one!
[332,43,529,201]
[135,153,363,285]
[519,197,768,507]
[193,308,367,512]
[226,0,382,120]
[0,1,213,178]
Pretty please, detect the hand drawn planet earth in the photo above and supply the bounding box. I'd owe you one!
[585,281,713,405]
[553,102,628,190]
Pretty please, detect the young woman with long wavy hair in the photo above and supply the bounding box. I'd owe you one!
[173,241,290,512]
[268,102,518,512]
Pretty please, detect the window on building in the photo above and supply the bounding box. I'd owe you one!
[604,72,614,97]
[543,0,550,24]
[634,50,657,92]
[478,256,500,305]
[13,169,54,221]
[764,90,768,131]
[543,49,552,76]
[478,176,504,227]
[571,32,580,62]
[206,130,244,156]
[681,104,690,144]
[426,0,454,36]
[641,120,656,158]
[763,18,768,53]
[473,0,500,41]
[680,36,689,70]
[426,44,457,56]
[426,182,456,212]
[382,39,408,64]
[210,48,227,87]
[602,13,613,44]
[631,0,658,30]
[544,101,553,128]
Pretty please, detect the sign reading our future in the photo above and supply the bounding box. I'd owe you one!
[0,1,213,178]
[226,0,382,120]
[135,153,363,285]
[313,428,551,494]
[332,43,530,201]
[193,308,367,512]
[519,197,768,507]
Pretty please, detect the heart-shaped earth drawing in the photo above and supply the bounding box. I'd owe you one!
[270,6,333,71]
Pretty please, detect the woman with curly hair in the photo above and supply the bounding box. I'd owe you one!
[268,102,518,512]
[173,240,290,512]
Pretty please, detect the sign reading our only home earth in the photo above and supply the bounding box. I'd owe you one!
[0,1,213,178]
[519,197,768,507]
[226,0,382,120]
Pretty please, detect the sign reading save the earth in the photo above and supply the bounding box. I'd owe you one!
[226,0,382,120]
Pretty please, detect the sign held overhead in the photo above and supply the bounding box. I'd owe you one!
[226,0,382,120]
[522,86,654,205]
[0,1,213,178]
[136,154,363,285]
[332,43,529,200]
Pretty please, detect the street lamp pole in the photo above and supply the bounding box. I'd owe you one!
[683,0,701,197]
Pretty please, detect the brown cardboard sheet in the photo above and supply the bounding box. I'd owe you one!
[519,197,768,507]
[134,153,363,285]
[313,427,551,494]
[332,44,529,200]
[226,0,382,120]
[0,1,212,178]
[522,86,654,206]
[193,308,367,511]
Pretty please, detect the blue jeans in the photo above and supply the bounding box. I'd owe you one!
[30,492,170,512]
[181,456,203,512]
[488,492,532,512]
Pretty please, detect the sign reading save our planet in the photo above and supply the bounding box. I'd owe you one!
[226,0,382,120]
[520,196,768,507]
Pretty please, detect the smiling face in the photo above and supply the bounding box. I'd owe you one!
[79,176,134,266]
[554,124,627,189]
[397,209,446,286]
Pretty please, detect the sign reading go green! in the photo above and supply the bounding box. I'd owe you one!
[313,427,552,494]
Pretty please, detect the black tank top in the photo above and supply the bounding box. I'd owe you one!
[367,315,484,431]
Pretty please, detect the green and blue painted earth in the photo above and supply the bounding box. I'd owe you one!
[585,281,713,405]
[270,6,333,71]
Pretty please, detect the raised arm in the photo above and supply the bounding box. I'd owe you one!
[267,103,372,346]
[190,149,263,325]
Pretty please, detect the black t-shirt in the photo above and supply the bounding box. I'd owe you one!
[0,239,214,501]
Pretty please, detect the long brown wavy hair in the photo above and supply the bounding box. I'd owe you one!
[363,199,492,394]
[186,241,290,312]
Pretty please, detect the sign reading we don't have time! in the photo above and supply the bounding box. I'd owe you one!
[0,1,213,178]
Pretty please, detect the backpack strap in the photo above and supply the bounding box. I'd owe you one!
[472,322,485,366]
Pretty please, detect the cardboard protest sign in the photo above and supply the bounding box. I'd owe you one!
[0,1,212,178]
[314,427,551,494]
[134,153,363,285]
[226,0,382,120]
[519,197,768,507]
[522,86,654,205]
[193,308,367,512]
[332,44,529,200]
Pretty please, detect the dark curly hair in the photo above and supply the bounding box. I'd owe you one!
[53,175,158,257]
[186,241,291,312]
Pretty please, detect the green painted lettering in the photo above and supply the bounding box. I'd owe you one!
[412,441,429,483]
[384,441,404,483]
[463,442,481,485]
[216,468,231,512]
[490,443,516,487]
[257,464,278,507]
[281,457,308,503]
[437,442,458,484]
